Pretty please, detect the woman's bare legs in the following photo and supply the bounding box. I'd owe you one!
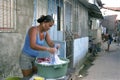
[21,66,37,80]
[21,69,33,80]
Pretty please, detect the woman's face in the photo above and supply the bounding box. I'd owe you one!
[42,21,54,31]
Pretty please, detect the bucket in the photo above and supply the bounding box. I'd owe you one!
[35,58,69,78]
[5,77,21,80]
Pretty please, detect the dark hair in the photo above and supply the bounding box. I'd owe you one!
[37,15,54,23]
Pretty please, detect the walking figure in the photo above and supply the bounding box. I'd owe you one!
[106,34,113,51]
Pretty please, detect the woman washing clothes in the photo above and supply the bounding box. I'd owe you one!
[19,15,60,80]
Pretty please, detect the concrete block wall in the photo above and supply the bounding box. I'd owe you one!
[0,0,34,79]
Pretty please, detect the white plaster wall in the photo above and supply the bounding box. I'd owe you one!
[73,37,89,68]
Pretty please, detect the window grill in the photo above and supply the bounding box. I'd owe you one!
[0,0,16,32]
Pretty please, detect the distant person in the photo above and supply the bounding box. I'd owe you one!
[106,34,113,51]
[19,15,60,80]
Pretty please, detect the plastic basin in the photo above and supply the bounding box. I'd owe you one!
[35,58,69,78]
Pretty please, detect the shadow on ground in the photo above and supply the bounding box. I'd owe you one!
[79,55,96,77]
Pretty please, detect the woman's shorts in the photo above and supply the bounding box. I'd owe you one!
[19,53,36,70]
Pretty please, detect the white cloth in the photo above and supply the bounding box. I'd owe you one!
[37,50,66,65]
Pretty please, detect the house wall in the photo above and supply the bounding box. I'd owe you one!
[0,0,89,79]
[78,5,89,37]
[0,0,34,79]
[32,0,48,26]
[64,0,89,69]
[87,0,103,44]
[32,0,64,41]
[48,0,64,41]
[0,0,65,79]
[89,19,102,43]
[64,0,88,38]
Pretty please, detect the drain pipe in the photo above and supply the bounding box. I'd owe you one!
[32,0,37,26]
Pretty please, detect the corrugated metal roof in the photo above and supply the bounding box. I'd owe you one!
[88,4,103,19]
[79,0,103,19]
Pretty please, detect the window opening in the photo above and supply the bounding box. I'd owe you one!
[0,0,16,32]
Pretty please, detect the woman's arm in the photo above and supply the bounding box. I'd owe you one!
[45,31,55,47]
[45,32,60,49]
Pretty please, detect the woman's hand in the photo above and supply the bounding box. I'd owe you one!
[47,47,57,54]
[54,44,60,49]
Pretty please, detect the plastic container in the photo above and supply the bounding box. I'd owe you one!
[34,76,44,80]
[35,58,69,78]
[5,77,21,80]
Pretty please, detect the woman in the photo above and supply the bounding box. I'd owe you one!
[19,15,60,80]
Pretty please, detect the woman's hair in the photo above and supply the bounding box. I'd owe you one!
[37,15,54,23]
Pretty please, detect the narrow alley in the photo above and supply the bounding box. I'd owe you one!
[76,42,120,80]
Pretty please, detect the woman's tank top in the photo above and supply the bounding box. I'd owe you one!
[22,29,50,58]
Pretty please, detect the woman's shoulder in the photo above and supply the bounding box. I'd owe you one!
[29,26,37,31]
[28,26,38,34]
